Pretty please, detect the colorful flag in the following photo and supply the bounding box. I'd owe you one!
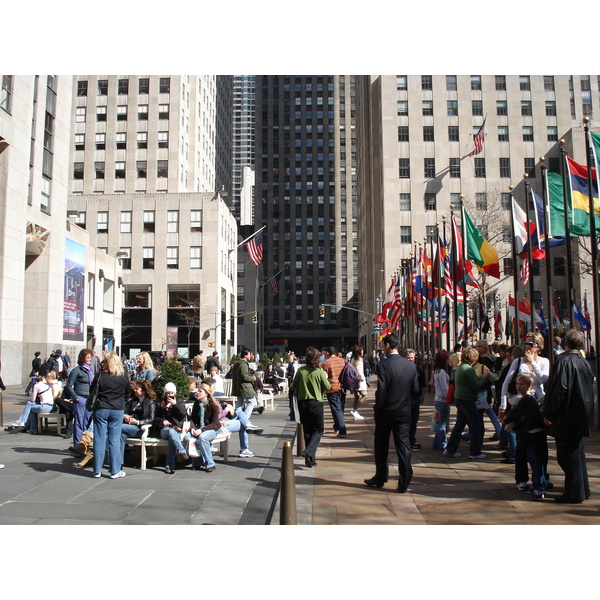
[566,155,600,236]
[537,298,548,335]
[390,273,403,331]
[519,257,530,284]
[246,230,264,266]
[494,296,504,338]
[268,271,282,296]
[530,188,565,252]
[463,209,500,278]
[468,117,486,157]
[517,190,547,259]
[574,301,589,331]
[508,295,531,323]
[552,294,562,331]
[376,279,395,324]
[583,292,592,332]
[511,196,530,257]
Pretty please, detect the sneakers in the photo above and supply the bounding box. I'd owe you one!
[238,449,255,458]
[93,472,101,478]
[245,423,264,435]
[532,490,544,502]
[210,444,218,453]
[351,410,365,421]
[109,471,126,479]
[443,449,462,458]
[11,420,25,428]
[516,482,530,491]
[469,453,487,460]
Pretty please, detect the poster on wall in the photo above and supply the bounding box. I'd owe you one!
[166,326,178,358]
[64,239,86,341]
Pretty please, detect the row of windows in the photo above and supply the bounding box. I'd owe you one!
[75,104,169,123]
[77,77,170,97]
[115,245,202,270]
[74,131,169,151]
[398,125,559,143]
[76,209,203,234]
[397,99,560,117]
[399,192,514,214]
[399,157,543,179]
[73,161,168,180]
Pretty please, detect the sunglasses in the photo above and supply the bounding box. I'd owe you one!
[524,342,538,347]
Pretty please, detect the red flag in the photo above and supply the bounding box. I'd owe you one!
[519,257,530,284]
[246,231,263,266]
[467,117,486,157]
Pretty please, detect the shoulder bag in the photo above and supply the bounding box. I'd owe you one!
[85,372,102,412]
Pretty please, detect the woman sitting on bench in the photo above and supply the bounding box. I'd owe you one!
[120,379,157,465]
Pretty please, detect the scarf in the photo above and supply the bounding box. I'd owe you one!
[197,399,209,427]
[80,362,95,384]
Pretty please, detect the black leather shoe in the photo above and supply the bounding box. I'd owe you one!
[397,487,409,494]
[554,495,583,504]
[410,443,421,450]
[364,478,385,488]
[205,466,216,473]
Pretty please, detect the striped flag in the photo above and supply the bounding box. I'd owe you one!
[390,274,403,331]
[268,271,281,296]
[246,231,263,266]
[468,117,486,157]
[519,257,530,284]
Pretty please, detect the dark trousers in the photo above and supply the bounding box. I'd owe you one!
[447,398,482,456]
[555,436,590,501]
[298,399,324,464]
[409,398,420,445]
[373,410,412,490]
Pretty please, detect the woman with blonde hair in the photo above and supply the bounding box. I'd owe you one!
[135,351,156,381]
[350,344,368,420]
[19,371,62,434]
[90,351,131,479]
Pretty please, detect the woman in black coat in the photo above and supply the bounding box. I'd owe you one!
[120,379,157,464]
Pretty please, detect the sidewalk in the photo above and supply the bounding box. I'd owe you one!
[282,384,600,525]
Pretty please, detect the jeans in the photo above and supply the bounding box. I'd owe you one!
[18,400,38,424]
[92,408,125,475]
[120,423,142,462]
[432,399,450,449]
[326,390,346,436]
[236,396,257,419]
[73,396,93,445]
[26,403,53,432]
[298,399,324,464]
[196,428,218,469]
[409,398,420,445]
[373,410,412,490]
[524,432,548,492]
[447,398,482,456]
[484,406,502,438]
[161,426,186,469]
[555,436,590,501]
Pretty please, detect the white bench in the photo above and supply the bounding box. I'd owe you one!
[37,410,67,436]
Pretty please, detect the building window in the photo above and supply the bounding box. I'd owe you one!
[423,125,434,142]
[138,104,148,120]
[158,104,169,119]
[475,193,487,210]
[495,75,506,91]
[424,157,435,178]
[499,157,511,178]
[95,133,105,150]
[523,126,534,142]
[73,162,84,180]
[580,75,591,91]
[96,106,106,122]
[116,132,126,150]
[77,80,88,97]
[501,193,511,210]
[157,160,168,178]
[143,211,155,233]
[118,78,129,94]
[159,77,170,93]
[75,106,86,122]
[142,247,154,269]
[1,75,13,113]
[166,247,179,269]
[87,273,95,308]
[97,211,108,233]
[158,131,169,148]
[544,76,555,91]
[119,247,131,270]
[94,162,105,180]
[398,158,410,178]
[496,100,508,116]
[115,161,126,179]
[521,100,532,116]
[74,133,85,151]
[74,211,86,229]
[474,158,486,178]
[167,210,179,233]
[399,193,411,211]
[472,100,483,116]
[424,194,436,211]
[190,210,202,231]
[547,126,558,141]
[519,75,531,91]
[139,78,149,94]
[136,161,147,179]
[448,125,459,141]
[554,257,566,276]
[120,211,132,233]
[471,75,482,90]
[97,79,108,95]
[137,132,147,149]
[446,75,457,91]
[421,75,432,90]
[545,100,556,116]
[498,126,509,141]
[447,100,458,116]
[400,226,412,244]
[503,258,514,276]
[449,158,460,178]
[398,126,409,142]
[190,246,202,269]
[396,75,408,90]
[116,105,127,121]
[422,100,434,116]
[397,100,408,116]
[525,158,536,178]
[426,225,437,244]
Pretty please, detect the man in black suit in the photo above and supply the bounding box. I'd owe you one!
[365,333,420,493]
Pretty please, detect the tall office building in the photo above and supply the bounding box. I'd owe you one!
[355,75,599,348]
[255,75,358,354]
[68,75,237,359]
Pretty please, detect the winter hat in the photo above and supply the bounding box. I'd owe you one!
[164,382,177,394]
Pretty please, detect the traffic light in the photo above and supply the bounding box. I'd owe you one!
[252,313,258,324]
[319,306,325,318]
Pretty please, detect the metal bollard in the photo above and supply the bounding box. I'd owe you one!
[296,423,305,456]
[280,441,297,525]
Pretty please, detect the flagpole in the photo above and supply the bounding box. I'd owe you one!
[442,215,451,351]
[449,209,459,346]
[583,119,600,391]
[229,225,266,255]
[523,175,536,333]
[460,197,468,344]
[260,268,285,289]
[509,186,521,345]
[540,158,555,365]
[559,139,575,326]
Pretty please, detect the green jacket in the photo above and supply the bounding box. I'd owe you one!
[454,362,489,402]
[231,358,256,398]
[290,365,331,401]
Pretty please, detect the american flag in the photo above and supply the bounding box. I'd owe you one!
[269,271,281,296]
[468,118,486,157]
[390,274,403,331]
[246,231,263,266]
[519,257,530,284]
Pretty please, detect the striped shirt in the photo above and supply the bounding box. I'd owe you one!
[322,355,346,393]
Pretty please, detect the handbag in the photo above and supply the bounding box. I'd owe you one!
[85,373,102,412]
[445,383,455,404]
[475,389,490,410]
[187,437,199,457]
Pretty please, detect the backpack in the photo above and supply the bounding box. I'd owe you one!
[339,362,361,392]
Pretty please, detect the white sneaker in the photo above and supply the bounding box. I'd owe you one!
[93,472,101,478]
[468,453,487,460]
[11,420,24,427]
[210,444,218,453]
[352,410,365,421]
[0,464,4,469]
[238,449,255,458]
[443,449,462,458]
[109,471,126,479]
